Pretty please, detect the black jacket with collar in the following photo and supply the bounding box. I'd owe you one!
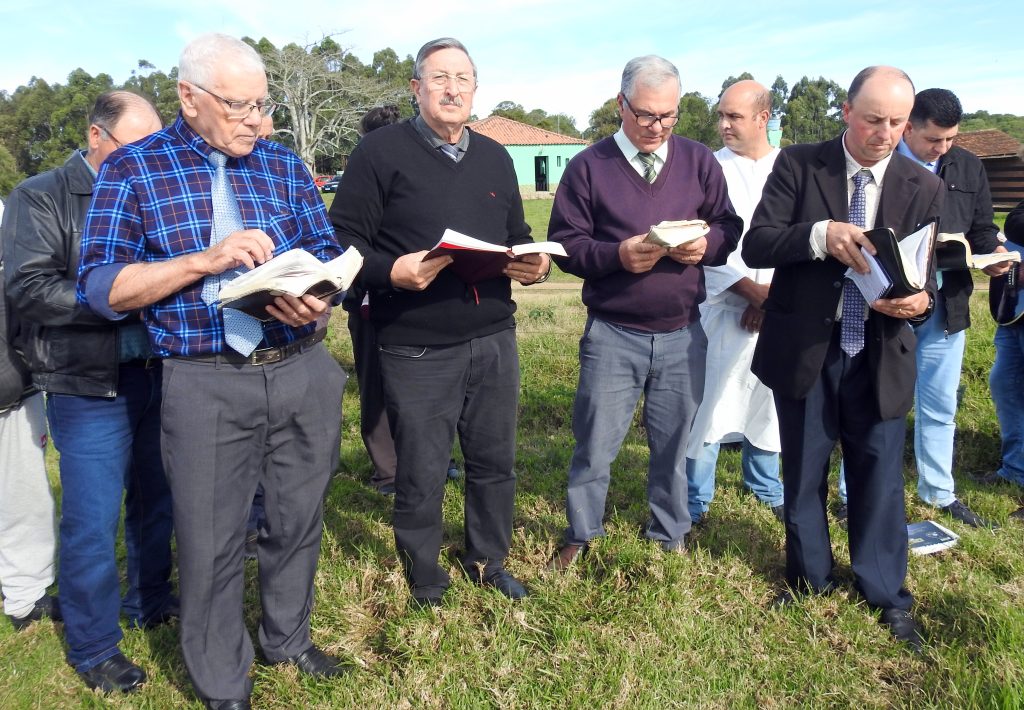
[1,151,127,397]
[934,145,1001,335]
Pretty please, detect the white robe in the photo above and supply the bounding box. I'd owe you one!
[687,145,781,455]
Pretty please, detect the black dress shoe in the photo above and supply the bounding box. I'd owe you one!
[77,652,146,692]
[770,505,785,523]
[879,608,924,653]
[204,699,251,710]
[1010,506,1024,521]
[467,567,529,599]
[286,645,350,677]
[7,594,60,630]
[129,595,180,629]
[770,589,797,608]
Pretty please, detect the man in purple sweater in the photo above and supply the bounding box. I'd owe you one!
[548,56,742,569]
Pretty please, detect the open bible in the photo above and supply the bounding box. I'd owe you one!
[935,232,1020,271]
[845,221,937,301]
[423,229,567,284]
[218,247,363,321]
[643,219,710,248]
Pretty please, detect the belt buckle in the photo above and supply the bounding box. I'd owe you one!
[250,348,284,366]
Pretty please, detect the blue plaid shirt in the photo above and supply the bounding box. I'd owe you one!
[78,113,341,357]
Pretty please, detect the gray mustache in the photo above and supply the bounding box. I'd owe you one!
[439,96,464,107]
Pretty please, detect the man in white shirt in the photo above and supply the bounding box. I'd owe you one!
[686,80,783,525]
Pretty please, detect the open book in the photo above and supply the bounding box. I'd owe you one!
[423,228,567,284]
[935,232,1020,271]
[907,520,959,555]
[218,247,363,321]
[845,221,937,301]
[643,220,710,248]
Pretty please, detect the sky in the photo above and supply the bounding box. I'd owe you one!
[2,0,1021,131]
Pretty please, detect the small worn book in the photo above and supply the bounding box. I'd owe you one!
[218,247,363,321]
[423,228,567,284]
[643,219,710,248]
[846,221,937,301]
[907,519,959,555]
[935,232,1020,271]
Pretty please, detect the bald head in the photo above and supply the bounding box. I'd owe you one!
[717,80,772,159]
[842,66,915,167]
[86,91,163,172]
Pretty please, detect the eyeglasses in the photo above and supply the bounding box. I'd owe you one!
[622,95,679,129]
[421,72,476,93]
[99,126,123,148]
[191,83,276,120]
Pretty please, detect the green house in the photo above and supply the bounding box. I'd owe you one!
[468,115,589,196]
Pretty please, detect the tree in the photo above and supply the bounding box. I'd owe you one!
[0,143,23,197]
[782,76,846,145]
[585,98,620,141]
[122,60,180,124]
[770,75,788,117]
[489,101,580,137]
[961,111,1024,144]
[248,35,410,175]
[675,92,719,148]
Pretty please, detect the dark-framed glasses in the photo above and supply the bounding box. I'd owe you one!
[622,95,679,128]
[191,82,276,120]
[422,72,476,93]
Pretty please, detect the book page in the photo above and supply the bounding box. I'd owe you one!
[897,222,933,288]
[644,220,709,248]
[845,248,892,302]
[509,241,568,258]
[972,251,1021,269]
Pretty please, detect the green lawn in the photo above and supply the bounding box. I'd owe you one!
[3,290,1023,708]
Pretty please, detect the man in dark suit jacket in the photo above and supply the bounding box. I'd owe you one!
[742,66,944,652]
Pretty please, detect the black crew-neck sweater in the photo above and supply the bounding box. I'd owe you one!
[329,120,533,345]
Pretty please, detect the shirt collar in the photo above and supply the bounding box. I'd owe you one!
[841,130,892,186]
[613,126,670,164]
[412,114,470,155]
[896,138,938,173]
[172,112,232,166]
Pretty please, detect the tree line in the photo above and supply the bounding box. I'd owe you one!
[2,41,1022,197]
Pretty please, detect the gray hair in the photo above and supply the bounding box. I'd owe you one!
[413,37,477,81]
[179,33,265,87]
[620,55,680,100]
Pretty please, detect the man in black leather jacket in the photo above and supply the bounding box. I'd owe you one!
[0,198,58,632]
[1,91,173,693]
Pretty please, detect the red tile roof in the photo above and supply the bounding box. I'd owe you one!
[468,115,588,146]
[954,129,1022,158]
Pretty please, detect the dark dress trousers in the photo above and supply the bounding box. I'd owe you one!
[742,136,943,609]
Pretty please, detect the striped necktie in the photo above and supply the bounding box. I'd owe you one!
[840,169,872,356]
[201,150,264,356]
[637,152,657,183]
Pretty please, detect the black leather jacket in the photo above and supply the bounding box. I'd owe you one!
[1,151,132,397]
[935,145,1002,335]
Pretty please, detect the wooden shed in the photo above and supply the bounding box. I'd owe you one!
[953,129,1024,211]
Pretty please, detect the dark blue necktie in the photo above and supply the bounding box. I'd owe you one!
[840,169,872,356]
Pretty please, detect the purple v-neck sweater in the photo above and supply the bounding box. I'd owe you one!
[550,134,742,331]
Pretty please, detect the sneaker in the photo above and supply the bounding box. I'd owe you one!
[941,500,998,529]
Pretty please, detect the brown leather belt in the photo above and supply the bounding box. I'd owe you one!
[174,328,327,366]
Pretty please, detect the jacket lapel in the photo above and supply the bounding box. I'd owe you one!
[812,137,849,221]
[877,154,921,232]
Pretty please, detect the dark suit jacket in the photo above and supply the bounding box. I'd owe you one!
[742,136,944,420]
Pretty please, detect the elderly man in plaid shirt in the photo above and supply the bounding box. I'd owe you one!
[78,34,349,710]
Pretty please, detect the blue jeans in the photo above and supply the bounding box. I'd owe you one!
[686,439,782,521]
[47,364,173,671]
[838,294,964,507]
[564,317,705,546]
[992,324,1024,486]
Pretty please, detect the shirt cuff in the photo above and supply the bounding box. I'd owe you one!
[810,220,831,260]
[83,263,132,321]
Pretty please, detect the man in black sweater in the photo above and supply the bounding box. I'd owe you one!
[329,37,549,607]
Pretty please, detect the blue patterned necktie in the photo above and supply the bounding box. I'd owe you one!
[201,150,264,356]
[439,143,459,161]
[840,169,873,356]
[637,152,657,183]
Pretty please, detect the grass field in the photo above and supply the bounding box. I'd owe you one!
[3,201,1024,708]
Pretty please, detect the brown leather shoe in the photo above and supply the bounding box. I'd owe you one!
[547,543,587,571]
